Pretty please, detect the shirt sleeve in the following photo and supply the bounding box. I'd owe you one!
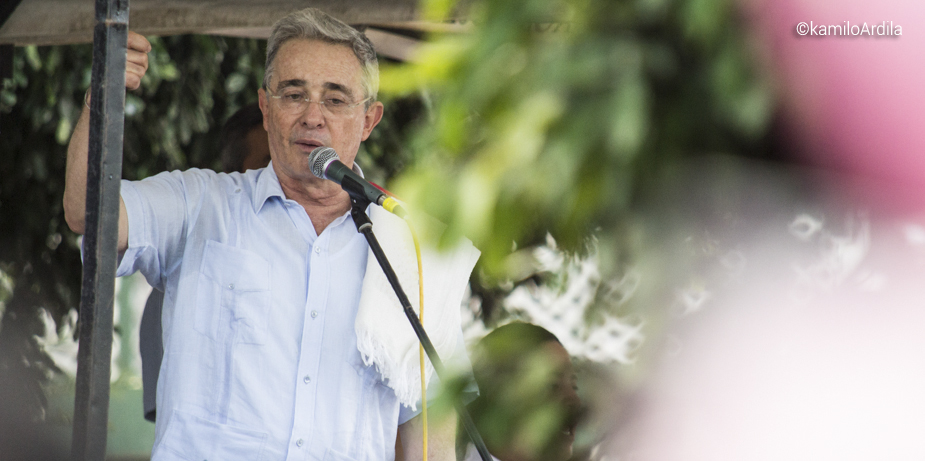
[116,169,212,290]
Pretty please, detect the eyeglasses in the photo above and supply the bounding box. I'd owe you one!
[267,88,370,117]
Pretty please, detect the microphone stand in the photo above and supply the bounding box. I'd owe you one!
[349,196,492,461]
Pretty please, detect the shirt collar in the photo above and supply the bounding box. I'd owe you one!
[253,160,366,213]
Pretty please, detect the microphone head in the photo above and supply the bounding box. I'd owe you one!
[307,146,338,179]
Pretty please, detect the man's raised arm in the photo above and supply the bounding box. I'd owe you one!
[63,31,151,252]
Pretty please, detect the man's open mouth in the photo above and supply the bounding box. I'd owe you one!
[296,140,324,150]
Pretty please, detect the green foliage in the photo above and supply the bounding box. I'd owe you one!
[388,2,778,453]
[1,43,90,424]
[382,0,775,282]
[123,35,267,176]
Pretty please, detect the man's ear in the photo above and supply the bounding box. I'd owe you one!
[258,88,270,132]
[361,101,385,141]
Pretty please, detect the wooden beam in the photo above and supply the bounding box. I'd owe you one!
[0,0,445,46]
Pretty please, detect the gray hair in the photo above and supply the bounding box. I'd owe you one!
[264,8,379,106]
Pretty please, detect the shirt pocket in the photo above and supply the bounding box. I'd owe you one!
[195,240,271,345]
[156,408,268,460]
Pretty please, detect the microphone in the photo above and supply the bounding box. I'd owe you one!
[308,147,406,218]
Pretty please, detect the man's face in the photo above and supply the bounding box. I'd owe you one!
[258,38,383,188]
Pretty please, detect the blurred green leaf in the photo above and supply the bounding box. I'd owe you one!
[385,0,776,286]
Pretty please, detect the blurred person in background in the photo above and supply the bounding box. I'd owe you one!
[139,102,271,423]
[217,102,273,174]
[461,322,582,461]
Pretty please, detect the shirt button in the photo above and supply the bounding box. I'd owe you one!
[314,246,321,254]
[228,283,234,290]
[303,375,311,384]
[311,310,318,318]
[296,438,304,447]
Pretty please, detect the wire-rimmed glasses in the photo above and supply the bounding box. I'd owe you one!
[267,88,371,117]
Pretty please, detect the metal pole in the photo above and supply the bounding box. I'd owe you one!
[71,0,129,459]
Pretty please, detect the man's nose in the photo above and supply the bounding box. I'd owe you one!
[299,99,326,126]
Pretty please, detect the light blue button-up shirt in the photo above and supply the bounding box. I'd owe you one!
[118,163,432,460]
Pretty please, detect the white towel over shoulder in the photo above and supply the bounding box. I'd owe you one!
[355,206,480,408]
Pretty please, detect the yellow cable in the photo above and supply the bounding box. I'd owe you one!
[406,217,427,460]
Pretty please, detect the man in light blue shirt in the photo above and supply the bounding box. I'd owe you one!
[65,8,461,460]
